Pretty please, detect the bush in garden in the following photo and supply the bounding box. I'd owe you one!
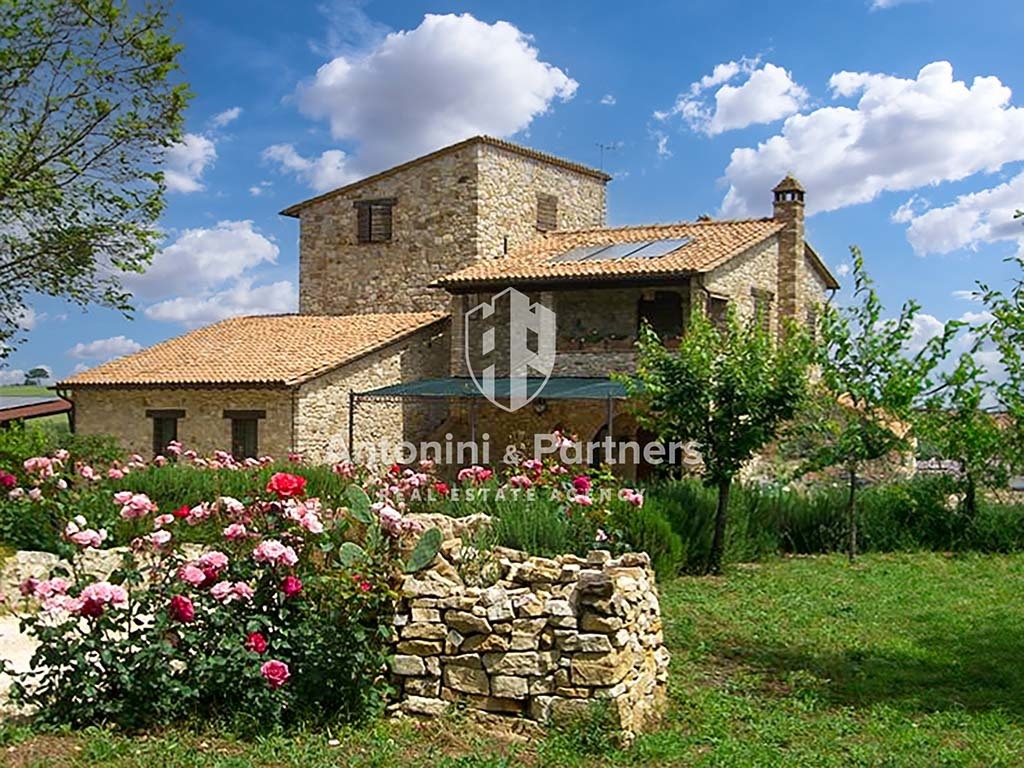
[6,466,441,730]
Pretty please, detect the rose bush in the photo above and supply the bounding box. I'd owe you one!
[6,466,439,730]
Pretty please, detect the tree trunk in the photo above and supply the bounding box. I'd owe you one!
[847,468,858,562]
[708,477,731,575]
[965,472,977,521]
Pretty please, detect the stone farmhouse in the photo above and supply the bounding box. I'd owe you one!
[58,136,838,469]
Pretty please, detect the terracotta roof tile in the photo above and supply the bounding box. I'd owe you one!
[432,219,786,289]
[59,313,447,388]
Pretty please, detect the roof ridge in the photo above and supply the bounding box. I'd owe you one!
[548,217,779,236]
[279,135,611,218]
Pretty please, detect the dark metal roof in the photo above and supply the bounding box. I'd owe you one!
[353,377,627,401]
[0,395,72,423]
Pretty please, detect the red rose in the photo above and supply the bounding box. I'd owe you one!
[0,471,16,489]
[433,482,449,497]
[169,594,195,623]
[280,575,303,598]
[260,659,290,689]
[172,504,191,519]
[245,632,267,653]
[265,472,306,499]
[572,475,592,494]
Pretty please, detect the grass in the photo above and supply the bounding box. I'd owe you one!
[0,385,71,435]
[5,552,1024,766]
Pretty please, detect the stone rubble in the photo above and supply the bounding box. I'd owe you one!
[389,545,669,737]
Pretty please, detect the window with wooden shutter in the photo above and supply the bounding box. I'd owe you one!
[638,291,684,340]
[223,410,265,460]
[536,193,558,231]
[354,198,395,243]
[751,288,773,331]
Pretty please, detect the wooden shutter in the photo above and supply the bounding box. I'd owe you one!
[356,204,372,243]
[536,193,558,231]
[370,203,392,242]
[708,296,729,330]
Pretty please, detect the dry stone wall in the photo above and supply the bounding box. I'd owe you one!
[390,541,669,737]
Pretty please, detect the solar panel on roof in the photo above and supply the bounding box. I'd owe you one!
[627,237,693,259]
[546,236,693,264]
[579,242,650,261]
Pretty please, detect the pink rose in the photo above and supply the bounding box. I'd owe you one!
[198,551,229,572]
[260,659,290,689]
[266,472,306,499]
[246,632,267,653]
[223,523,248,540]
[178,564,207,587]
[252,539,298,567]
[572,475,592,494]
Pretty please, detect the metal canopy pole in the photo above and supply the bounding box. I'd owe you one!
[469,398,477,445]
[348,391,356,459]
[606,394,614,439]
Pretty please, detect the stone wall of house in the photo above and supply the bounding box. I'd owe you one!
[391,540,669,738]
[298,143,481,316]
[70,387,294,458]
[295,321,451,464]
[297,143,607,317]
[701,236,781,334]
[475,143,606,259]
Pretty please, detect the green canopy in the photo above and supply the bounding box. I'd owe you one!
[352,376,627,401]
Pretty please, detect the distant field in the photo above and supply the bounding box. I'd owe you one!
[0,385,53,397]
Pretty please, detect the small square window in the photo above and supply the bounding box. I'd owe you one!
[355,198,395,243]
[707,296,729,330]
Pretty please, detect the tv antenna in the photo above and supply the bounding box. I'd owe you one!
[595,142,619,171]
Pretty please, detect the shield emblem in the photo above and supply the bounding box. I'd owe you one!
[464,287,557,412]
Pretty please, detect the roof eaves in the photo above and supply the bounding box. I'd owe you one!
[805,242,840,290]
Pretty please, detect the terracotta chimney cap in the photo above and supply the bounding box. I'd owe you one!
[773,174,805,193]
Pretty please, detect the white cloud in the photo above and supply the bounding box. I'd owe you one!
[210,107,242,128]
[67,335,142,361]
[657,57,808,136]
[721,61,1024,217]
[164,133,217,193]
[125,220,279,299]
[15,306,44,331]
[600,94,616,106]
[906,312,946,354]
[262,144,357,193]
[654,132,671,157]
[871,0,923,9]
[835,263,851,277]
[144,280,297,327]
[272,13,577,189]
[952,289,982,301]
[249,181,273,197]
[901,171,1024,256]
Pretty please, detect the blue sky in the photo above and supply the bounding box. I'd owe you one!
[8,0,1024,383]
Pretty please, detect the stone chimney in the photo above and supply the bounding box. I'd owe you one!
[772,174,805,321]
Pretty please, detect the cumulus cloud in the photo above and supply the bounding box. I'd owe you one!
[249,181,273,197]
[144,280,298,327]
[67,335,142,361]
[900,171,1024,257]
[835,263,851,278]
[268,13,577,190]
[656,57,807,136]
[15,306,44,331]
[163,133,217,193]
[600,94,616,106]
[721,61,1024,217]
[262,144,357,193]
[124,220,279,299]
[210,107,242,128]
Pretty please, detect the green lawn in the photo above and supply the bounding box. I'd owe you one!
[0,385,54,397]
[4,553,1024,767]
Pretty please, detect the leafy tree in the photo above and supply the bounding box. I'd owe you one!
[799,248,957,560]
[622,306,811,574]
[23,365,50,385]
[918,353,1007,520]
[976,245,1024,477]
[0,0,189,356]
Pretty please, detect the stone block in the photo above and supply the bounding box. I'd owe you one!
[491,675,528,699]
[443,664,490,695]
